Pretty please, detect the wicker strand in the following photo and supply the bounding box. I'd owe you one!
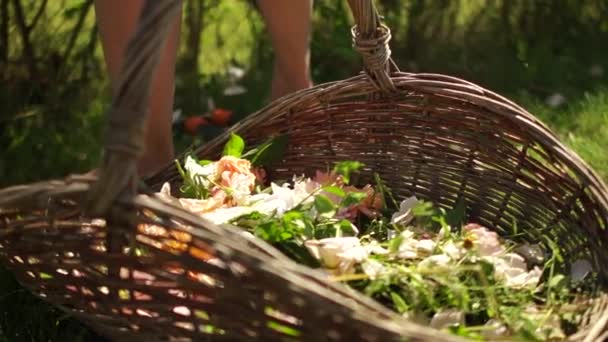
[347,0,398,94]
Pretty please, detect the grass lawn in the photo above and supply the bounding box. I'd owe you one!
[524,90,608,180]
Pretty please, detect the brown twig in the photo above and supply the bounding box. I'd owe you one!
[28,0,47,31]
[60,0,93,72]
[10,0,37,77]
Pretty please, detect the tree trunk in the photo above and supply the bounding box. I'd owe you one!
[0,0,8,64]
[184,0,204,77]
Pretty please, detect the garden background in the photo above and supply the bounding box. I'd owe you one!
[1,0,607,340]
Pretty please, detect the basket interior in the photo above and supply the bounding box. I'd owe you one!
[177,73,608,284]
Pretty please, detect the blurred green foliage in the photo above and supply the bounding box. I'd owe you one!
[0,0,607,340]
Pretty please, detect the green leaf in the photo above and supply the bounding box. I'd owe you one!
[254,220,291,243]
[222,133,245,157]
[63,0,88,18]
[314,195,336,217]
[175,159,208,199]
[412,201,436,217]
[323,185,345,198]
[198,159,213,166]
[390,291,409,313]
[242,135,289,167]
[233,211,268,229]
[446,198,467,228]
[333,161,363,184]
[338,219,357,236]
[283,211,310,236]
[548,274,567,289]
[253,135,288,166]
[389,234,404,253]
[342,191,367,207]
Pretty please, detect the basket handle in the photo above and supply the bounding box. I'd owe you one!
[86,0,182,215]
[347,0,399,94]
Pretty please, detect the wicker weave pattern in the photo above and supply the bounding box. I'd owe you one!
[2,0,608,341]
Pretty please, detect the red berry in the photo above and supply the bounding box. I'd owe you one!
[210,108,232,126]
[183,116,208,135]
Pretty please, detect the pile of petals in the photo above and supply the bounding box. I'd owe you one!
[148,148,593,341]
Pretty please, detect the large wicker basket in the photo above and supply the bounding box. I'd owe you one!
[2,1,608,341]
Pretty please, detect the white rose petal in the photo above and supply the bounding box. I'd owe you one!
[391,196,419,225]
[416,239,436,256]
[399,250,418,259]
[201,206,253,224]
[396,230,423,259]
[400,230,415,240]
[501,253,527,270]
[184,156,217,187]
[482,319,509,339]
[361,259,386,280]
[443,241,464,260]
[397,242,418,259]
[430,309,464,330]
[271,183,303,210]
[251,198,288,216]
[467,227,505,256]
[305,237,361,269]
[156,182,179,205]
[418,254,452,273]
[160,182,172,197]
[365,244,389,255]
[486,252,542,289]
[514,243,545,266]
[571,259,593,282]
[507,266,542,288]
[230,173,254,206]
[339,246,369,263]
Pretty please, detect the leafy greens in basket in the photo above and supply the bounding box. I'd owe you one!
[152,134,595,341]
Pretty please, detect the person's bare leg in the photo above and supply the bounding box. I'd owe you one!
[257,0,313,100]
[94,1,181,176]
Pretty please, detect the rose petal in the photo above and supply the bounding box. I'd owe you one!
[416,239,436,256]
[571,259,593,282]
[430,309,464,330]
[305,237,361,269]
[391,196,418,225]
[482,319,509,339]
[418,254,451,273]
[200,206,253,224]
[361,259,385,280]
